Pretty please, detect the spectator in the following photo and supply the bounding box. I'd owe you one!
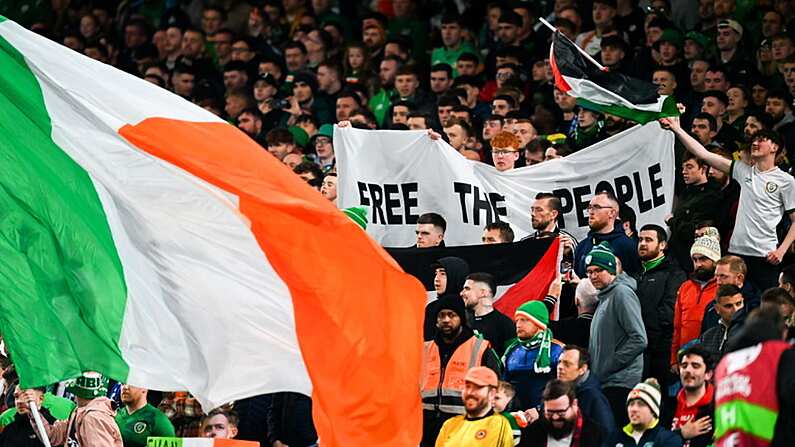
[701,254,754,334]
[481,221,515,244]
[556,345,616,433]
[435,367,513,446]
[421,295,501,446]
[586,242,648,427]
[574,190,642,278]
[116,384,175,446]
[671,344,715,447]
[319,172,337,203]
[524,379,607,447]
[460,272,515,357]
[335,90,361,122]
[670,235,720,369]
[21,372,122,446]
[424,256,470,341]
[605,378,683,447]
[0,385,74,447]
[549,279,598,348]
[429,64,453,98]
[237,107,263,139]
[503,301,564,410]
[635,224,687,386]
[294,162,323,190]
[699,284,746,359]
[415,212,446,248]
[666,151,722,271]
[490,131,521,172]
[265,127,297,162]
[662,116,795,293]
[576,0,621,57]
[432,13,476,75]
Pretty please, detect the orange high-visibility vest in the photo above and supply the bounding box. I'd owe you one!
[421,336,489,414]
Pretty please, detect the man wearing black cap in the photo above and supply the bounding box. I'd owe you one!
[420,293,501,446]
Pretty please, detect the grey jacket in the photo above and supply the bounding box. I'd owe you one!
[589,273,648,389]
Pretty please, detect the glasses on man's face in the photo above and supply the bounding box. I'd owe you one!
[587,204,613,212]
[544,405,571,417]
[492,150,515,156]
[315,138,331,147]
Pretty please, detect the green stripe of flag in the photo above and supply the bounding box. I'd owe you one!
[576,95,679,124]
[714,399,779,441]
[0,26,129,386]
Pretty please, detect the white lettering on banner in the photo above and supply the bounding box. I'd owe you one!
[335,123,675,247]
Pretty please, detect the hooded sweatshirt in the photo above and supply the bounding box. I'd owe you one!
[35,397,122,447]
[589,273,648,389]
[423,257,470,341]
[574,223,641,278]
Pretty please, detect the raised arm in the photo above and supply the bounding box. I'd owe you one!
[659,116,732,174]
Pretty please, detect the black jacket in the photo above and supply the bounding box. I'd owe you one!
[575,371,616,435]
[549,313,593,349]
[521,411,607,447]
[423,257,470,341]
[667,180,722,272]
[266,392,317,447]
[0,409,56,447]
[634,256,686,354]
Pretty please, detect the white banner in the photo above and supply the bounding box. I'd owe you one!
[336,123,675,247]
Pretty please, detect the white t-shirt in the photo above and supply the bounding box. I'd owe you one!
[547,433,574,447]
[730,161,795,256]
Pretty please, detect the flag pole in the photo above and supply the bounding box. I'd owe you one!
[29,401,53,447]
[538,17,607,71]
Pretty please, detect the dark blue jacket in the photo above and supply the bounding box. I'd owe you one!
[503,341,563,409]
[605,422,683,447]
[574,224,641,278]
[576,371,616,435]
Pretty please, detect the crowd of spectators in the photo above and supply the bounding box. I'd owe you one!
[3,0,795,446]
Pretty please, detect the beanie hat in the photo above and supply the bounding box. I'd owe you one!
[585,242,617,274]
[690,235,721,262]
[436,294,466,321]
[66,372,109,400]
[343,207,367,230]
[627,377,662,418]
[514,301,549,330]
[698,226,720,240]
[508,300,553,373]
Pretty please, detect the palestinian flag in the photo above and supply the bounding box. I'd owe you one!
[387,237,561,319]
[0,17,425,446]
[549,30,679,124]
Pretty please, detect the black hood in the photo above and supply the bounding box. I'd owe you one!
[436,256,470,296]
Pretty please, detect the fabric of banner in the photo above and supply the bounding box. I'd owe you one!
[336,123,675,247]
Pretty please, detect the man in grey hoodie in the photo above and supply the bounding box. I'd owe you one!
[586,241,648,428]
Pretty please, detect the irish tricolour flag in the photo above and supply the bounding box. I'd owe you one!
[0,17,425,446]
[549,30,679,124]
